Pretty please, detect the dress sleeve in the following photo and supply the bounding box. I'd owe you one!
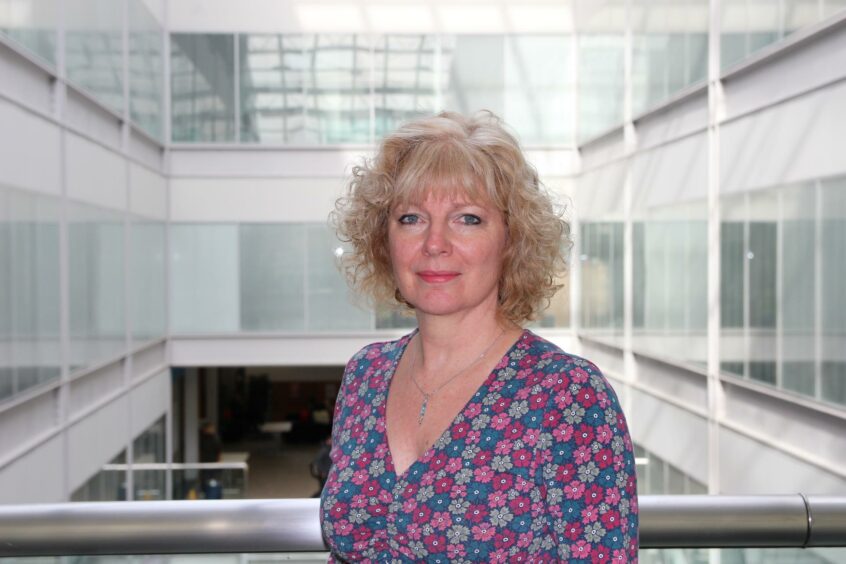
[536,356,639,562]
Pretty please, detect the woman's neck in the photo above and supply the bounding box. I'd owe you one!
[413,304,513,376]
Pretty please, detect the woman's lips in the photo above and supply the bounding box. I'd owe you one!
[417,271,460,283]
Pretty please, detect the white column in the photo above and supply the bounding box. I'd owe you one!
[56,0,71,502]
[622,0,636,387]
[706,0,726,505]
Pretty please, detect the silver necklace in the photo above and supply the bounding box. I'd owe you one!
[408,328,506,425]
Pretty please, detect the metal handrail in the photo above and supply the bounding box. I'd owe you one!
[102,462,249,471]
[0,495,844,556]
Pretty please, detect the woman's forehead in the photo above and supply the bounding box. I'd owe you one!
[394,193,489,209]
[393,185,494,209]
[395,173,490,202]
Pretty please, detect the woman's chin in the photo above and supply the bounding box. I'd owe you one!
[409,299,494,320]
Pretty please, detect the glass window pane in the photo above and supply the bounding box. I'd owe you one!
[822,362,846,407]
[240,34,304,143]
[133,416,165,462]
[580,222,624,339]
[239,224,305,331]
[131,220,165,343]
[649,458,666,493]
[578,34,624,141]
[442,35,506,121]
[69,202,125,373]
[0,186,61,402]
[133,415,166,501]
[748,221,777,328]
[721,0,831,71]
[782,362,815,397]
[721,176,846,407]
[306,225,371,331]
[632,0,709,116]
[171,224,240,333]
[373,35,438,138]
[504,36,573,145]
[633,214,708,364]
[0,0,57,65]
[721,221,745,328]
[749,361,776,386]
[65,0,124,114]
[375,307,417,330]
[821,178,846,406]
[719,547,846,563]
[305,35,371,144]
[821,179,846,335]
[241,35,370,144]
[129,0,163,139]
[781,186,815,333]
[171,34,236,142]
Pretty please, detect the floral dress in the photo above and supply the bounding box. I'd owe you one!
[320,329,638,562]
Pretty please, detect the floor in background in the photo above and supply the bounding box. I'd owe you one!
[225,438,324,499]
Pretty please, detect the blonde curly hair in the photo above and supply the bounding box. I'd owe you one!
[332,111,570,324]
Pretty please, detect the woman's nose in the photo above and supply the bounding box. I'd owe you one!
[423,224,451,256]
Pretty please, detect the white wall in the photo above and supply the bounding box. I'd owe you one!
[0,97,61,196]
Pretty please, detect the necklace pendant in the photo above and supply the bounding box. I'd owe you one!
[418,396,429,425]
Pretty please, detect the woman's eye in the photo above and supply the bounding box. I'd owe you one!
[460,214,482,225]
[398,214,419,225]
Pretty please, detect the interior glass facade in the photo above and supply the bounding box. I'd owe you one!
[631,0,708,115]
[129,0,163,140]
[721,0,846,70]
[240,34,372,144]
[580,221,624,338]
[68,201,125,374]
[171,33,236,142]
[632,206,709,365]
[65,0,124,114]
[191,33,574,146]
[720,175,846,407]
[372,35,439,138]
[171,223,374,334]
[577,34,625,141]
[0,185,61,402]
[131,219,166,343]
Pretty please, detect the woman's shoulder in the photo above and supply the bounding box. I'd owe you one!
[517,330,618,398]
[342,331,416,377]
[351,331,414,360]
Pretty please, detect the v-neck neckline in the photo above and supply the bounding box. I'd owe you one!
[381,328,529,480]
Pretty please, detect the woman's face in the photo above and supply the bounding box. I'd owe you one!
[388,191,508,320]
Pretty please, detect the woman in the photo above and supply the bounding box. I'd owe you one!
[322,111,638,562]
